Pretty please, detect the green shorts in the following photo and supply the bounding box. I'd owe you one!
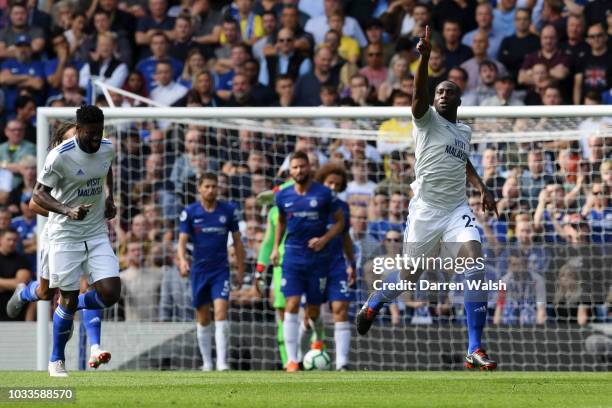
[273,265,285,309]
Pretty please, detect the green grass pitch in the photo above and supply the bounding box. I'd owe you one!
[1,371,611,408]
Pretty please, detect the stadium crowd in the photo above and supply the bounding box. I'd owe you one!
[0,0,610,327]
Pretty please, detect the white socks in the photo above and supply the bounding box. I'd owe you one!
[334,321,351,369]
[284,312,299,363]
[215,320,229,370]
[196,323,213,370]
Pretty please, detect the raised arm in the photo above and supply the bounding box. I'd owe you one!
[412,25,431,120]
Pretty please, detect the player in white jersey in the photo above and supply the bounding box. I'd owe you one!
[356,27,499,370]
[32,106,121,377]
[6,121,112,370]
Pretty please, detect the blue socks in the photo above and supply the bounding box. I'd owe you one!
[82,309,102,347]
[368,270,402,309]
[20,281,40,302]
[50,305,74,362]
[77,291,107,310]
[464,266,487,354]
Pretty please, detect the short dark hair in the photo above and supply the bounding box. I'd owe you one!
[156,59,173,71]
[16,95,35,110]
[76,105,104,125]
[276,74,293,83]
[0,227,18,238]
[198,172,218,185]
[262,10,277,19]
[449,66,469,81]
[315,162,348,192]
[443,18,461,29]
[290,150,309,164]
[390,90,411,104]
[584,90,603,103]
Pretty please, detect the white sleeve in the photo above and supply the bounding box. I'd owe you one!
[37,150,62,189]
[106,63,129,89]
[79,64,91,90]
[412,106,434,129]
[0,169,13,192]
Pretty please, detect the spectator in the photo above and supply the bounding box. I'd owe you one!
[346,159,377,207]
[327,10,360,64]
[462,3,504,59]
[92,0,137,40]
[0,228,31,321]
[252,10,277,61]
[150,60,188,107]
[184,70,222,107]
[0,35,44,115]
[135,0,176,53]
[441,19,473,71]
[427,46,448,100]
[216,42,251,97]
[534,183,567,243]
[0,1,45,59]
[480,74,524,106]
[522,150,554,209]
[45,30,74,97]
[46,66,85,107]
[552,260,589,326]
[64,12,88,57]
[460,31,506,92]
[494,250,547,326]
[169,14,199,62]
[347,73,373,106]
[349,204,378,268]
[582,181,611,243]
[560,13,589,63]
[361,18,394,66]
[0,120,36,189]
[518,25,571,89]
[178,48,206,89]
[380,0,415,41]
[447,66,468,95]
[538,0,565,35]
[359,43,388,89]
[0,208,11,230]
[524,63,553,105]
[130,152,174,215]
[493,0,518,38]
[223,73,257,107]
[11,192,35,269]
[276,4,314,55]
[136,31,183,93]
[498,8,540,80]
[120,241,164,321]
[14,95,36,144]
[432,0,477,35]
[79,32,129,100]
[170,129,217,199]
[259,27,312,87]
[294,45,338,106]
[403,2,443,48]
[377,56,410,103]
[305,0,366,47]
[158,241,193,322]
[0,167,11,206]
[462,60,498,106]
[377,92,414,154]
[222,0,264,45]
[573,23,610,105]
[77,10,133,66]
[273,74,295,106]
[192,0,224,52]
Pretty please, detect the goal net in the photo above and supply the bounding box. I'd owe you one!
[34,106,611,371]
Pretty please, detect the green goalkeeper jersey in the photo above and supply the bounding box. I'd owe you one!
[256,180,295,267]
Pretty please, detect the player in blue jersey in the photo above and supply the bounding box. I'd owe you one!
[315,162,356,371]
[270,151,345,372]
[355,27,499,370]
[177,172,246,371]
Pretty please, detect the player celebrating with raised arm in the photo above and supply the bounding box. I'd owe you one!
[31,106,121,377]
[7,121,112,370]
[270,151,345,372]
[177,172,245,372]
[355,27,499,370]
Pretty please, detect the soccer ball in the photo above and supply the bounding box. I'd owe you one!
[302,349,331,371]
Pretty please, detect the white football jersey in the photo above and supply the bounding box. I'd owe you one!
[37,137,115,243]
[411,106,472,211]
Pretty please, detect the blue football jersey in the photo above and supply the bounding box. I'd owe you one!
[275,181,340,263]
[179,201,239,272]
[326,198,350,264]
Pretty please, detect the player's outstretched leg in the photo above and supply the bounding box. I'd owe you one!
[49,290,79,377]
[463,264,496,370]
[356,270,405,335]
[6,280,55,318]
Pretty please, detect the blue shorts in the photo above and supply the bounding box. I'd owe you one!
[326,257,352,302]
[191,268,230,308]
[281,261,327,305]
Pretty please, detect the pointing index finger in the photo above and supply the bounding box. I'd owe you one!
[425,25,430,41]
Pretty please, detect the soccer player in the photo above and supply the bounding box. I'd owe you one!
[315,162,356,371]
[6,121,112,370]
[270,151,345,372]
[355,27,499,370]
[29,106,121,377]
[177,172,245,372]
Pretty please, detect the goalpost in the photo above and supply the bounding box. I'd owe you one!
[35,105,612,371]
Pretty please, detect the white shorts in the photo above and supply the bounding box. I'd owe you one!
[48,236,119,291]
[403,199,481,260]
[40,243,50,280]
